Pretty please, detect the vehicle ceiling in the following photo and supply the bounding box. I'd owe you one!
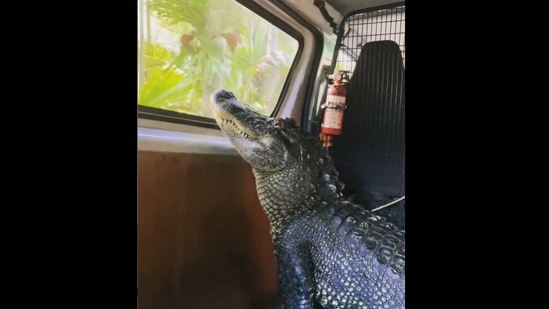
[282,0,404,36]
[325,0,403,17]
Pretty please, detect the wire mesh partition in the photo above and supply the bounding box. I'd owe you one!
[330,4,406,229]
[336,5,405,77]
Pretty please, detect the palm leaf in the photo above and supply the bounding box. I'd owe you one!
[138,67,193,109]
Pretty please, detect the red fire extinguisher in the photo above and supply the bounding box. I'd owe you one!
[320,71,349,147]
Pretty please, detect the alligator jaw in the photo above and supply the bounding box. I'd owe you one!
[215,113,257,140]
[211,90,262,139]
[210,90,287,172]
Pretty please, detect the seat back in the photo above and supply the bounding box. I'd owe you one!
[330,40,405,229]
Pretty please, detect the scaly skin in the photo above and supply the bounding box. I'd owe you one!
[211,90,405,309]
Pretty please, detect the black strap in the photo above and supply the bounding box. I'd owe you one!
[313,0,338,34]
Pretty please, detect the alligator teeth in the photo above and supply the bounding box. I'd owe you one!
[222,118,255,140]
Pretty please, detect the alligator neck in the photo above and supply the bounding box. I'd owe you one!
[253,166,313,238]
[253,159,342,239]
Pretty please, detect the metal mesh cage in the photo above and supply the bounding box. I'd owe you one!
[336,5,405,77]
[331,4,406,229]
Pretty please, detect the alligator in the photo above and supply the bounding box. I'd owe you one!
[211,90,405,309]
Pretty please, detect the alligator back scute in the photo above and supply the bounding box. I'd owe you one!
[353,208,402,271]
[325,201,405,275]
[275,201,404,308]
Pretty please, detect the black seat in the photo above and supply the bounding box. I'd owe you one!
[330,40,405,229]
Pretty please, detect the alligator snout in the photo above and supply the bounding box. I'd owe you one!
[211,90,237,104]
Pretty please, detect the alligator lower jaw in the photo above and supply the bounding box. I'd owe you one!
[213,111,259,140]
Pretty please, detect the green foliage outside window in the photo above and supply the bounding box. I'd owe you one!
[138,0,299,118]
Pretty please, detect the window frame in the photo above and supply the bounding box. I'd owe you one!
[137,0,314,129]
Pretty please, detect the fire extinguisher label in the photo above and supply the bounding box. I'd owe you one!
[323,109,344,129]
[326,95,346,104]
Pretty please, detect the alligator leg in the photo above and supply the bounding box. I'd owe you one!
[275,240,316,309]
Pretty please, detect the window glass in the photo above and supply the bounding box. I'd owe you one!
[138,0,300,118]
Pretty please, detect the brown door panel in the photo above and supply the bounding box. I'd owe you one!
[138,151,281,309]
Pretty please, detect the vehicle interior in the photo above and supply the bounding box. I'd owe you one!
[137,0,405,308]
